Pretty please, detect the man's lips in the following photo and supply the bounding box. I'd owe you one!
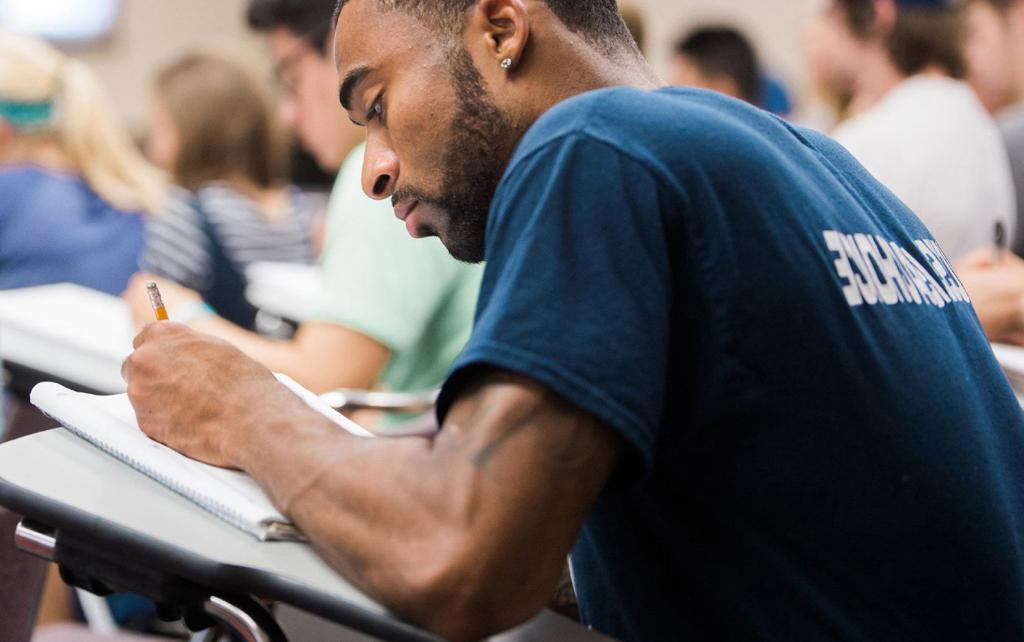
[393,199,418,222]
[394,200,424,238]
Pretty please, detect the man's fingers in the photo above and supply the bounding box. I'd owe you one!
[132,320,192,350]
[121,353,133,384]
[126,322,193,382]
[132,322,157,350]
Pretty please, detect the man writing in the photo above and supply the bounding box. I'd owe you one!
[124,0,481,430]
[123,1,1024,641]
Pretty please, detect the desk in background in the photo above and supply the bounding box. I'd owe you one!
[0,284,132,397]
[245,262,323,324]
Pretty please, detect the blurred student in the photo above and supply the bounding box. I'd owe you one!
[0,32,164,295]
[670,27,763,106]
[803,12,856,124]
[809,0,1015,261]
[126,0,482,425]
[0,31,168,640]
[670,26,793,118]
[141,53,316,331]
[964,0,1024,254]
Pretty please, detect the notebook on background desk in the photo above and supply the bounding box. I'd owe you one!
[245,262,324,323]
[0,283,133,394]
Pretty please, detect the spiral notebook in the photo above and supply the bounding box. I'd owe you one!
[29,374,373,542]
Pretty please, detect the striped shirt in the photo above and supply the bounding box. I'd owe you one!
[143,183,315,293]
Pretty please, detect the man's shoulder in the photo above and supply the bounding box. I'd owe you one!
[511,87,778,172]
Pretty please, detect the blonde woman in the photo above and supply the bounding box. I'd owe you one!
[0,31,164,295]
[140,53,316,331]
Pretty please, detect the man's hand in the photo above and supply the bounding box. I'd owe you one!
[122,273,203,331]
[956,248,1024,343]
[121,322,303,468]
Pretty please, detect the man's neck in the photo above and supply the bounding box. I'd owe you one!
[846,46,906,118]
[511,30,663,128]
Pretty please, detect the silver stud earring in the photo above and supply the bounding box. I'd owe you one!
[500,58,513,71]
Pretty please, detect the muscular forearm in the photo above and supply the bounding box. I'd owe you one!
[125,326,615,642]
[232,373,619,641]
[235,401,499,636]
[242,425,460,608]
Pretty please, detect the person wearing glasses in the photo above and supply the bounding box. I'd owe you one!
[125,0,482,430]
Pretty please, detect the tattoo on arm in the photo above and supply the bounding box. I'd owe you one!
[469,405,541,469]
[447,370,619,474]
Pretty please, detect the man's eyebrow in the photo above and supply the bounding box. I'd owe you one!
[339,65,373,112]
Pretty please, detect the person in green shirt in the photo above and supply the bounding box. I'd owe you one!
[123,0,481,428]
[307,143,482,397]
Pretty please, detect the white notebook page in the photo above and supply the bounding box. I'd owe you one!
[30,374,371,540]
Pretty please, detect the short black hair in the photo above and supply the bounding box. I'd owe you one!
[835,0,966,78]
[674,27,762,104]
[334,0,635,55]
[248,0,338,52]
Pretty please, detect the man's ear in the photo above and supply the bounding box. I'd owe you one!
[466,0,530,72]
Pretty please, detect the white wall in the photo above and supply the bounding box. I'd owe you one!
[45,0,827,131]
[634,0,826,99]
[73,0,266,133]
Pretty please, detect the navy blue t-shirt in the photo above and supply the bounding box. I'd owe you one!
[437,88,1024,642]
[0,166,145,295]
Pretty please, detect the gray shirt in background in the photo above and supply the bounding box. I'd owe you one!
[999,104,1024,255]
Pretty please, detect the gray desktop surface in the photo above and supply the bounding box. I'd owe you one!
[0,428,440,642]
[0,430,621,642]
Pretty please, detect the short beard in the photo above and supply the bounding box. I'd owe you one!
[433,46,521,263]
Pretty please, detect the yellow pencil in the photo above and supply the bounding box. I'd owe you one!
[146,281,169,321]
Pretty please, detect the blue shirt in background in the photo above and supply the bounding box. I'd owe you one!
[437,88,1024,642]
[0,165,145,295]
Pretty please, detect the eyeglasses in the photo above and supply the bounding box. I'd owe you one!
[273,46,312,94]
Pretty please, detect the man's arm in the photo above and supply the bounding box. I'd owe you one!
[123,323,620,642]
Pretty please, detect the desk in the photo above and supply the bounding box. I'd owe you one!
[0,430,616,642]
[0,284,132,396]
[0,285,131,640]
[244,263,323,323]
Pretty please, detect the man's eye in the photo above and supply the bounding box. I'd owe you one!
[367,98,384,123]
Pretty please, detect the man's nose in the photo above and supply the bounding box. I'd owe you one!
[362,132,399,200]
